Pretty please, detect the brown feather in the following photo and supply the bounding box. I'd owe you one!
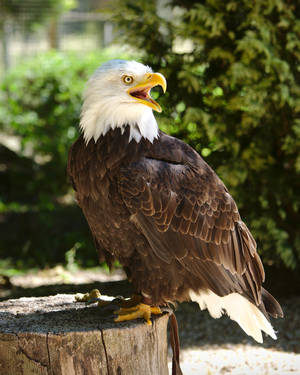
[67,127,282,323]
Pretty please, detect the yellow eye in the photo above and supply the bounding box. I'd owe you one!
[122,75,134,85]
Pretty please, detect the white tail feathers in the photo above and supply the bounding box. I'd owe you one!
[190,290,277,343]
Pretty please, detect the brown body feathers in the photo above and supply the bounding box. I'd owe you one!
[68,126,283,321]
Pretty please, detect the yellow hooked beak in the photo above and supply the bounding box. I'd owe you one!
[127,72,167,112]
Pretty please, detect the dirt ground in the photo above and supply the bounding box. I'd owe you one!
[1,267,300,375]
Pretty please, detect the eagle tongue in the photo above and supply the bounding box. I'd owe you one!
[131,88,149,100]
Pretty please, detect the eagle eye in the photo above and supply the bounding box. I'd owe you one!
[122,75,134,85]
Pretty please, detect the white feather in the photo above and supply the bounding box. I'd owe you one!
[80,59,159,144]
[190,290,277,343]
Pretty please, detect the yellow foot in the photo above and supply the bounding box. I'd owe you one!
[75,288,101,302]
[75,289,110,305]
[75,290,161,325]
[75,289,142,307]
[114,303,162,326]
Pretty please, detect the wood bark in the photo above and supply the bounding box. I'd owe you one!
[0,294,169,375]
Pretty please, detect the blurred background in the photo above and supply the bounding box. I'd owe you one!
[1,0,299,281]
[0,0,300,373]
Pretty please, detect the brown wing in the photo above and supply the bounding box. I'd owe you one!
[119,132,265,306]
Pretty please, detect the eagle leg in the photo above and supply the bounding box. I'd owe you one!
[116,294,143,308]
[75,289,161,325]
[114,303,162,326]
[75,289,142,307]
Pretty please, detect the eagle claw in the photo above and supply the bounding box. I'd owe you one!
[114,303,162,325]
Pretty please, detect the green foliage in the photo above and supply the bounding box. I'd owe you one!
[0,50,114,207]
[110,0,300,269]
[0,50,128,268]
[0,205,97,269]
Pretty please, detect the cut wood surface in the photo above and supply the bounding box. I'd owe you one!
[0,294,170,375]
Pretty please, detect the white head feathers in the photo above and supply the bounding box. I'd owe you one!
[80,60,161,143]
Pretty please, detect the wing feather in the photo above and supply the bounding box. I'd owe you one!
[119,132,265,306]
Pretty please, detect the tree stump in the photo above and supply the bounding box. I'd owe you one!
[0,294,170,375]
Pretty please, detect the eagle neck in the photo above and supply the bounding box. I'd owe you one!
[92,126,153,170]
[80,100,159,144]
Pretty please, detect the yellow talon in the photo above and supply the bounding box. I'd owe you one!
[75,288,101,302]
[114,303,162,325]
[75,290,161,325]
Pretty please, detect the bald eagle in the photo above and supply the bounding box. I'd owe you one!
[68,59,283,344]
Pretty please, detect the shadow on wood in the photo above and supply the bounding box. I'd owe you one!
[0,294,169,375]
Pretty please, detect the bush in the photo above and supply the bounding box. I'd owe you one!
[0,50,128,267]
[110,0,300,270]
[0,206,98,268]
[0,50,116,206]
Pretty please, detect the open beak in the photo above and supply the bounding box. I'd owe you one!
[127,73,167,112]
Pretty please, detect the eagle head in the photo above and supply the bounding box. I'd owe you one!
[80,60,167,143]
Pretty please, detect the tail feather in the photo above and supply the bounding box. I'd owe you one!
[262,287,284,318]
[190,290,278,343]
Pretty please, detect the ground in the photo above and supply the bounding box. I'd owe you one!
[1,266,299,375]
